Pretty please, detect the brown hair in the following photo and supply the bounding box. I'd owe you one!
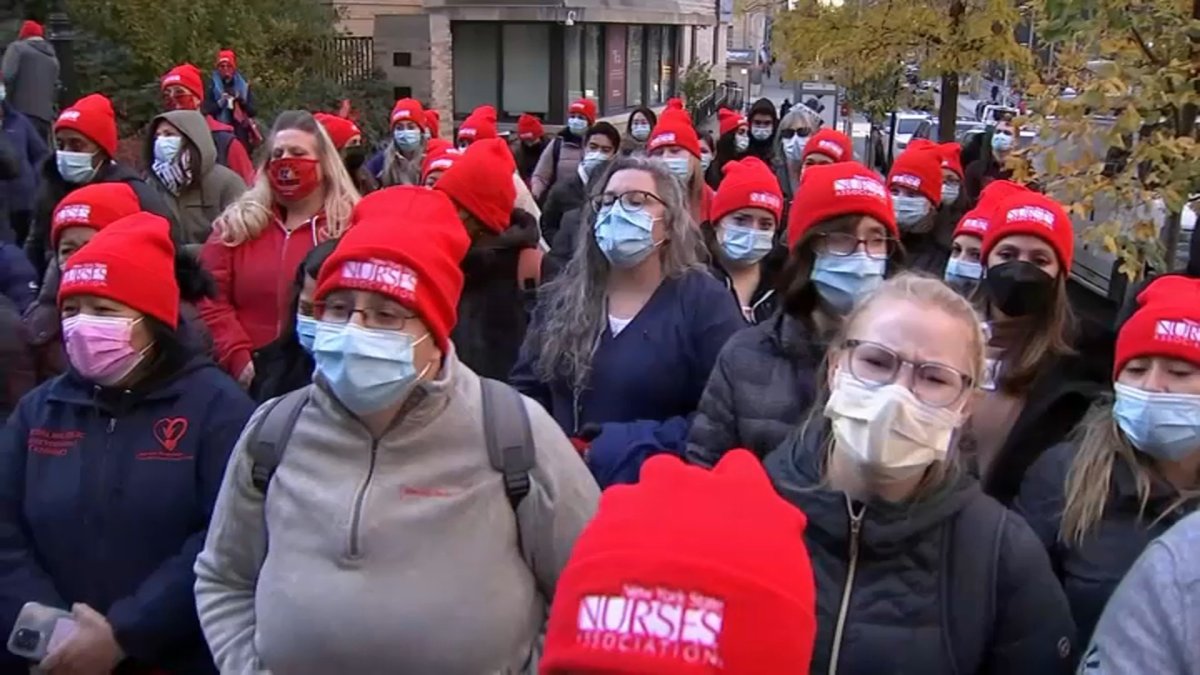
[983,274,1076,394]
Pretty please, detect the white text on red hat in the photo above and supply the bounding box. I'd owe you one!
[833,176,887,200]
[58,110,81,123]
[960,217,988,234]
[575,584,724,666]
[650,132,677,148]
[62,263,108,286]
[749,192,783,211]
[817,140,844,159]
[1154,319,1200,348]
[339,259,418,301]
[892,174,922,190]
[55,204,92,226]
[1006,205,1056,229]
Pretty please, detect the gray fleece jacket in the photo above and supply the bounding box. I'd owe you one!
[194,350,600,674]
[1079,510,1200,674]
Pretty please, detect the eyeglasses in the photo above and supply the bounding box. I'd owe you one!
[590,190,665,213]
[314,297,418,331]
[842,339,973,408]
[813,232,897,259]
[779,129,811,140]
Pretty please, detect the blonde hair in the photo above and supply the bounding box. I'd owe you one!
[801,273,988,498]
[215,110,360,247]
[1061,400,1200,545]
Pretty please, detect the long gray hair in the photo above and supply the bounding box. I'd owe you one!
[532,155,708,390]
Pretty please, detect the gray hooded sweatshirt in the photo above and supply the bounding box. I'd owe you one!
[1079,511,1200,674]
[194,349,599,674]
[1,37,58,123]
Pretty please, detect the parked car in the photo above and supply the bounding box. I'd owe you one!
[911,118,988,143]
[886,111,932,162]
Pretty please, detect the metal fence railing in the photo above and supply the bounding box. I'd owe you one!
[318,36,375,84]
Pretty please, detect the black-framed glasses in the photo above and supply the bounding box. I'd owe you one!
[813,232,897,259]
[315,296,418,331]
[590,190,665,213]
[779,129,811,140]
[843,339,973,408]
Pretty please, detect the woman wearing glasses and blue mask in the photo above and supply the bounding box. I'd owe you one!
[1016,275,1200,649]
[886,145,951,275]
[511,155,743,487]
[196,187,599,674]
[763,273,1075,675]
[687,161,900,465]
[646,99,713,224]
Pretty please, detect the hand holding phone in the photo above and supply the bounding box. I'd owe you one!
[7,602,75,662]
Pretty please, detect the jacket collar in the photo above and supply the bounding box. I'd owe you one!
[44,356,208,411]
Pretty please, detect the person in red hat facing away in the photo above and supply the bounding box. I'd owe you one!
[647,99,712,224]
[365,98,427,187]
[161,64,256,186]
[764,272,1075,675]
[687,161,900,466]
[1017,274,1200,651]
[420,139,460,187]
[542,450,816,674]
[512,112,551,186]
[531,98,597,201]
[1,20,58,140]
[314,111,376,196]
[886,144,947,275]
[454,105,543,222]
[942,179,1029,297]
[423,108,441,140]
[0,212,254,675]
[704,107,750,190]
[198,111,361,388]
[203,49,258,149]
[195,186,598,674]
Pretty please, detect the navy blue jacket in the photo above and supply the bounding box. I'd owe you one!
[511,269,745,435]
[0,357,253,674]
[0,242,35,312]
[1,102,48,219]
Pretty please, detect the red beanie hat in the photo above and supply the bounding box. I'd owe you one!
[458,105,498,143]
[517,114,544,141]
[787,161,896,249]
[802,128,853,163]
[717,108,747,137]
[425,109,441,138]
[390,98,426,130]
[434,138,516,233]
[568,98,598,124]
[982,190,1074,271]
[939,142,964,179]
[421,142,460,183]
[1114,276,1200,377]
[316,187,469,351]
[58,213,180,328]
[160,64,205,100]
[710,157,784,224]
[19,21,44,39]
[54,94,118,158]
[541,450,816,675]
[313,112,362,151]
[887,146,944,206]
[952,179,1029,239]
[216,50,236,68]
[51,182,143,248]
[647,98,701,158]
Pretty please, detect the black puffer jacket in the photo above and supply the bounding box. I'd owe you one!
[452,209,540,380]
[686,311,826,466]
[1015,439,1199,646]
[765,427,1077,675]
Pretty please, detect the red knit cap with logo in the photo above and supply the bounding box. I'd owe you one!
[58,212,180,328]
[717,108,747,137]
[425,109,441,138]
[1114,276,1200,377]
[939,142,964,179]
[710,157,784,224]
[19,21,44,39]
[887,145,944,206]
[216,49,236,68]
[517,114,544,141]
[316,187,470,351]
[952,179,1029,239]
[802,128,853,163]
[568,98,598,125]
[541,450,816,675]
[51,182,143,249]
[434,137,516,233]
[160,64,205,101]
[982,190,1074,270]
[390,98,426,131]
[458,105,498,143]
[647,98,701,158]
[54,93,119,158]
[314,113,362,151]
[787,161,896,248]
[421,139,459,183]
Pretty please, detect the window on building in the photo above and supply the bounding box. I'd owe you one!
[565,25,583,104]
[626,26,644,108]
[393,52,412,67]
[394,86,413,99]
[502,24,550,117]
[646,26,662,104]
[583,24,602,101]
[452,23,499,116]
[663,26,677,99]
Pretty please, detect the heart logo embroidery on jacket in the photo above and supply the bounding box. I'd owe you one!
[153,417,189,453]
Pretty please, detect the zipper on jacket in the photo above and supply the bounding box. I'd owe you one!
[828,499,865,675]
[346,438,380,559]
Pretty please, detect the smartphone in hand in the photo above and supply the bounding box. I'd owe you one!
[7,602,76,662]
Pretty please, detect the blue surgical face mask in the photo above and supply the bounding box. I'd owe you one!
[811,252,886,315]
[394,128,422,152]
[295,314,318,355]
[154,136,183,165]
[581,150,608,175]
[719,222,774,265]
[663,156,691,179]
[942,182,961,204]
[313,321,431,415]
[567,117,589,136]
[943,258,983,296]
[1114,383,1200,461]
[783,134,807,162]
[594,200,660,268]
[734,134,750,153]
[751,125,773,141]
[893,194,931,229]
[631,122,651,141]
[57,150,99,185]
[991,132,1014,154]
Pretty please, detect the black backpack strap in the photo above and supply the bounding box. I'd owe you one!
[480,378,535,510]
[551,136,563,183]
[246,388,309,494]
[945,495,1007,675]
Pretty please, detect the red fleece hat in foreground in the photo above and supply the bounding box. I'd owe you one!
[982,190,1075,271]
[710,157,784,224]
[55,93,119,158]
[1115,276,1200,377]
[647,98,701,158]
[787,161,896,248]
[434,137,516,233]
[51,182,143,249]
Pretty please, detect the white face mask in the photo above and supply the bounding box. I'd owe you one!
[700,152,713,171]
[631,122,651,141]
[825,369,963,482]
[734,134,750,152]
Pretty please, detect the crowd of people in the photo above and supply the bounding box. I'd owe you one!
[1,21,1198,675]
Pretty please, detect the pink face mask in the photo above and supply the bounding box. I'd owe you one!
[62,314,148,386]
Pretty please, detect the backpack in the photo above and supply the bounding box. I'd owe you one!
[245,378,536,511]
[944,495,1009,675]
